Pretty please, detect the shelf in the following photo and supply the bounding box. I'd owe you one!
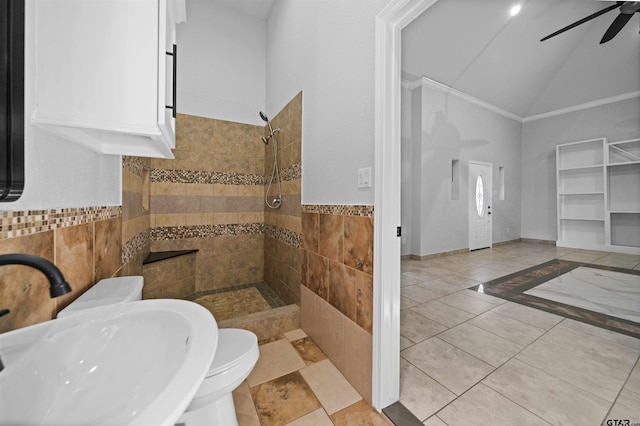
[608,163,640,212]
[557,138,605,168]
[611,213,640,248]
[558,164,604,172]
[558,192,604,196]
[608,139,640,165]
[559,217,605,222]
[558,168,604,194]
[558,193,604,220]
[608,160,640,167]
[558,219,605,245]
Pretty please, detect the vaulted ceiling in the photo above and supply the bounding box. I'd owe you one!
[210,0,638,120]
[402,0,640,119]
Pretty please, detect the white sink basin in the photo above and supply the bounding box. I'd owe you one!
[0,299,218,426]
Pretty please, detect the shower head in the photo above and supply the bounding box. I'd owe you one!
[259,111,275,137]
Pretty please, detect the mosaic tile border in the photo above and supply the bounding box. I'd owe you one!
[151,222,302,249]
[471,259,640,339]
[151,223,265,240]
[265,223,302,249]
[122,156,148,177]
[0,206,122,239]
[150,164,302,187]
[301,204,374,217]
[151,169,265,186]
[280,163,301,181]
[122,228,151,265]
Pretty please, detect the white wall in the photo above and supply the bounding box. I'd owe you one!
[400,84,413,256]
[521,97,640,241]
[266,0,391,205]
[177,0,266,125]
[5,0,121,211]
[403,80,522,256]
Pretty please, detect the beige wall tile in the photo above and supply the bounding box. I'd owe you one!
[213,212,239,225]
[301,285,318,338]
[213,184,239,196]
[94,217,122,281]
[186,183,214,197]
[155,213,186,227]
[328,261,357,322]
[238,184,264,197]
[154,182,186,196]
[173,150,217,172]
[122,215,149,243]
[185,213,214,226]
[239,212,264,224]
[319,214,344,263]
[343,319,373,403]
[344,216,373,274]
[0,231,56,332]
[302,212,319,253]
[55,223,95,310]
[356,271,373,334]
[313,295,346,373]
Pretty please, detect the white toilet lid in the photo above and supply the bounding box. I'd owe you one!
[207,328,258,377]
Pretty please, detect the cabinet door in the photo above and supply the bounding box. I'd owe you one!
[158,0,176,147]
[35,0,159,133]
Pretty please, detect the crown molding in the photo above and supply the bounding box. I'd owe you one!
[523,90,640,122]
[404,77,524,122]
[402,77,640,124]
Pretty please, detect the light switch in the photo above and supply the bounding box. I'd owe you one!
[358,167,372,188]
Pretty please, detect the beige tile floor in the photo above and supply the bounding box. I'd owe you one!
[400,242,640,425]
[233,329,389,426]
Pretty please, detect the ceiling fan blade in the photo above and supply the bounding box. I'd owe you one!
[600,10,635,43]
[540,1,624,41]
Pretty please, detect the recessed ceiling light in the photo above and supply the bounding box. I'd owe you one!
[510,4,521,16]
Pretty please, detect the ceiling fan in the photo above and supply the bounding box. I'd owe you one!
[541,1,640,44]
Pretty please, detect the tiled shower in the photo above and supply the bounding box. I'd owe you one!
[142,92,303,315]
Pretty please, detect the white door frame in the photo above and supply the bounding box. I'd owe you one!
[372,0,439,410]
[468,160,493,251]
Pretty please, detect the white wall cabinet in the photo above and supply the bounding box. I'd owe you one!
[556,138,640,254]
[32,0,186,158]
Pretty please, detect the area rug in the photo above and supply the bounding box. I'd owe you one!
[470,259,640,338]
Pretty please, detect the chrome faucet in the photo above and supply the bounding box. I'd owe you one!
[0,254,72,372]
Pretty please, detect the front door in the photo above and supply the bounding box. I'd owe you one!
[469,161,492,250]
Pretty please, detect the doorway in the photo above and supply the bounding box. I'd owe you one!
[469,161,492,251]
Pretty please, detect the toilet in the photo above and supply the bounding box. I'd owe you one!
[57,276,144,318]
[178,328,259,426]
[59,276,260,426]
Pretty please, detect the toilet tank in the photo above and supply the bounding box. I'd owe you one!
[57,276,144,318]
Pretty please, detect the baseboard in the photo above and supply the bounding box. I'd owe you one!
[402,238,556,260]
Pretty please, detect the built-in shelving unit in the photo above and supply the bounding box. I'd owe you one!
[556,137,640,254]
[607,138,640,252]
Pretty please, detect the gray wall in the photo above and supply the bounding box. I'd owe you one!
[521,97,640,241]
[402,81,523,256]
[266,0,391,205]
